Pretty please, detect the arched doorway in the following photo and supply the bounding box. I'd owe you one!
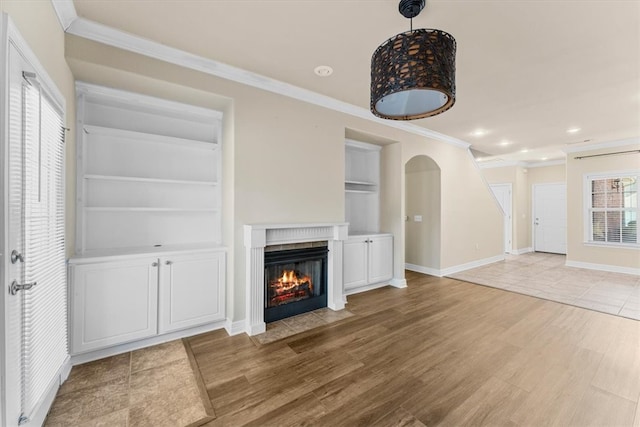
[404,155,441,274]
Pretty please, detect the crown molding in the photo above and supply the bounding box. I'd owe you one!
[562,137,640,154]
[51,1,470,150]
[50,0,77,31]
[526,159,566,168]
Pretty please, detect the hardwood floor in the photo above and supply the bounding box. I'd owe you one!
[187,271,640,426]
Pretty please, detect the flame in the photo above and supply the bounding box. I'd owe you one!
[268,269,314,307]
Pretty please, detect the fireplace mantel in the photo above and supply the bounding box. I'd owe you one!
[244,223,348,335]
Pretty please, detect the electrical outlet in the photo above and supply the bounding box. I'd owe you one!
[414,215,422,222]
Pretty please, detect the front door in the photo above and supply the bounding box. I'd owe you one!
[533,183,567,254]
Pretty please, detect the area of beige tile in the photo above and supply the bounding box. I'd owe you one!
[45,339,211,427]
[57,352,130,396]
[448,253,640,320]
[131,339,188,373]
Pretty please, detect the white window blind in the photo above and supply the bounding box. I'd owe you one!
[587,173,639,247]
[20,75,67,421]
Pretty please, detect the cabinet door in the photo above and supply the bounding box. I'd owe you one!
[368,235,393,284]
[158,251,225,333]
[343,238,369,290]
[70,258,159,354]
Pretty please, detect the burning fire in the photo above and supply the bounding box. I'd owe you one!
[268,269,313,306]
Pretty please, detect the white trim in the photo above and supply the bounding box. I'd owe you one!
[27,356,71,427]
[70,320,227,365]
[344,281,389,296]
[479,160,526,169]
[50,0,78,31]
[563,137,640,154]
[345,139,383,151]
[405,263,442,277]
[527,159,566,168]
[479,159,566,169]
[565,260,640,277]
[440,254,505,277]
[62,16,470,149]
[224,320,246,336]
[389,278,407,288]
[512,247,533,255]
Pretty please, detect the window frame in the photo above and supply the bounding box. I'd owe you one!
[584,170,640,248]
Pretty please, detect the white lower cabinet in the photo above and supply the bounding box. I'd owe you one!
[343,234,393,292]
[158,251,225,333]
[69,249,225,354]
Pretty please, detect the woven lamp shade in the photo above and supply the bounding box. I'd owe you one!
[371,29,456,120]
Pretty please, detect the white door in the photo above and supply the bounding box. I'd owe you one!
[490,184,513,253]
[533,183,567,254]
[2,21,68,425]
[343,238,368,290]
[368,235,393,284]
[158,251,225,333]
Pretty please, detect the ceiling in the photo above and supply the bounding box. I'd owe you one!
[71,0,640,163]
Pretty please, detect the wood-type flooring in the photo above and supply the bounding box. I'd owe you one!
[187,271,640,426]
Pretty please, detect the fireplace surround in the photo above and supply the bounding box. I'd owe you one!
[244,223,348,335]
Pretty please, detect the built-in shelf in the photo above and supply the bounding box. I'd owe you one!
[84,174,217,187]
[345,139,381,234]
[75,82,223,254]
[84,207,220,213]
[83,125,217,151]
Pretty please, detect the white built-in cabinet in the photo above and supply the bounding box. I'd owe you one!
[69,250,225,354]
[343,234,393,293]
[344,140,393,294]
[69,83,226,356]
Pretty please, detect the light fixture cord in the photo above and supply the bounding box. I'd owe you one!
[410,17,413,32]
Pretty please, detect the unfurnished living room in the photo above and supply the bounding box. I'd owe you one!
[0,0,639,426]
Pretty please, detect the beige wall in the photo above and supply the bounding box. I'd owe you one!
[1,1,76,256]
[405,157,441,270]
[63,34,504,320]
[566,143,640,270]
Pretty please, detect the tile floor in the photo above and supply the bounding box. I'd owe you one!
[449,252,640,320]
[251,307,355,345]
[45,340,212,427]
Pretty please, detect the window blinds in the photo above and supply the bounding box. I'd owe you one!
[20,76,67,421]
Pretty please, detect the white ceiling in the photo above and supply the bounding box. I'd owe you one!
[72,0,640,163]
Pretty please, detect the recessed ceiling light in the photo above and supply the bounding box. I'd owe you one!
[541,157,548,161]
[499,140,511,146]
[314,65,333,77]
[520,149,529,153]
[566,127,581,134]
[471,129,487,137]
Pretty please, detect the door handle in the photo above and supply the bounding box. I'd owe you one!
[9,280,37,295]
[10,250,24,264]
[165,260,172,265]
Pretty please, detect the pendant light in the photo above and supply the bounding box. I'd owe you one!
[371,0,456,120]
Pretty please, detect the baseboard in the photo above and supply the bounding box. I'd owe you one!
[29,356,71,426]
[512,247,533,255]
[70,320,227,365]
[389,277,407,288]
[565,260,640,276]
[405,263,441,277]
[441,254,505,276]
[344,281,389,296]
[224,319,247,336]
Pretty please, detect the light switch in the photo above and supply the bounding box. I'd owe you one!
[414,215,423,222]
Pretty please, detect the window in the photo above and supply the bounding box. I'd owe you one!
[586,172,639,246]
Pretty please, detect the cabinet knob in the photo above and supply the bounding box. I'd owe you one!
[152,262,158,267]
[165,260,172,265]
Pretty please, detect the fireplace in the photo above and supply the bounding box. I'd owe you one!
[264,245,328,322]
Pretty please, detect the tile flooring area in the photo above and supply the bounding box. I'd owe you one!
[449,252,640,320]
[44,340,212,426]
[251,307,355,345]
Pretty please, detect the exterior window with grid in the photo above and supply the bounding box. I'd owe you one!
[587,173,639,246]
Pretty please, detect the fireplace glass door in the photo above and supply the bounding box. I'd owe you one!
[264,246,328,322]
